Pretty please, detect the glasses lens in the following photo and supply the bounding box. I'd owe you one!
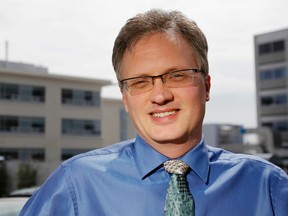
[164,70,199,87]
[125,77,153,94]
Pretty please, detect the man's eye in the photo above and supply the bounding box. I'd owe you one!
[169,72,187,81]
[130,79,149,88]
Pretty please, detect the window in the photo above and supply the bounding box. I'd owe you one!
[62,89,100,107]
[61,149,91,160]
[260,67,287,80]
[62,119,101,136]
[20,148,45,161]
[274,68,287,79]
[275,94,287,105]
[0,115,45,134]
[273,40,285,52]
[261,94,287,106]
[261,96,273,106]
[259,40,285,55]
[262,122,273,128]
[62,89,73,103]
[0,148,18,160]
[276,121,288,132]
[0,82,45,102]
[0,148,44,161]
[262,121,288,132]
[0,83,18,99]
[260,70,273,80]
[259,43,271,55]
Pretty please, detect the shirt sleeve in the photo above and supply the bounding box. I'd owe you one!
[19,164,77,216]
[274,169,288,216]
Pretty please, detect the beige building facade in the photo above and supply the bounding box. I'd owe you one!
[0,61,136,189]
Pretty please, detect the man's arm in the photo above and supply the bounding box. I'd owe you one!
[19,165,77,216]
[274,169,288,215]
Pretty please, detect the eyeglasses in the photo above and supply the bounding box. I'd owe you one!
[120,68,203,95]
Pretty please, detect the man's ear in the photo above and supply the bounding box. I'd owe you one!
[122,92,129,113]
[205,75,211,101]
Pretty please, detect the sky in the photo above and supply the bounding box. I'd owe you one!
[0,0,287,128]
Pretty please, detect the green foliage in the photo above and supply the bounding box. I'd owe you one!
[17,163,37,189]
[0,163,10,197]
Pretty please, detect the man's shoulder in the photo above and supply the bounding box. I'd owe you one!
[62,139,136,166]
[206,145,283,174]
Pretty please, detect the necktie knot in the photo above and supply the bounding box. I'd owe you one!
[163,160,190,175]
[164,160,195,215]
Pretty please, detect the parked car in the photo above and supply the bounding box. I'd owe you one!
[0,197,29,216]
[0,186,38,216]
[9,186,39,197]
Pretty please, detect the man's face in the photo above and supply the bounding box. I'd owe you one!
[121,32,210,153]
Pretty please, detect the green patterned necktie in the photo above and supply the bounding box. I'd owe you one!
[164,160,195,216]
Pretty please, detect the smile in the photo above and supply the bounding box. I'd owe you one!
[152,111,176,118]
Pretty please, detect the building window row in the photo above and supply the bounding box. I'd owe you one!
[0,115,45,134]
[62,89,101,107]
[62,119,101,136]
[61,149,91,160]
[262,121,288,132]
[0,148,93,161]
[260,67,287,80]
[261,94,287,106]
[0,82,101,108]
[259,40,285,55]
[0,115,102,136]
[0,148,44,161]
[0,82,45,103]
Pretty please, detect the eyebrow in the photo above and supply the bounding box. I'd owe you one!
[123,67,187,80]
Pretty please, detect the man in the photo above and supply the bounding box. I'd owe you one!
[20,9,288,215]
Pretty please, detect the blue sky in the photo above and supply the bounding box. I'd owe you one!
[0,0,287,128]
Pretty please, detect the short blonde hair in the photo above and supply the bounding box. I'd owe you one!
[112,9,209,81]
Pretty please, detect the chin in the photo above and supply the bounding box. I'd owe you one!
[151,134,186,144]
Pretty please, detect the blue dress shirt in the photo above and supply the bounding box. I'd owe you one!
[20,135,288,215]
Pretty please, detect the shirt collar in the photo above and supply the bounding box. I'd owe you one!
[134,135,168,180]
[179,136,209,184]
[134,135,209,183]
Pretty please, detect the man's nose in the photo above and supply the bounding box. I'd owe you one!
[149,78,174,105]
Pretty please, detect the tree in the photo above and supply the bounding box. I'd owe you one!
[0,162,10,196]
[17,163,37,189]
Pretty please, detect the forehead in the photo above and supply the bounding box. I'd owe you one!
[121,32,198,78]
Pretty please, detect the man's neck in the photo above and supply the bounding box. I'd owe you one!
[148,137,202,159]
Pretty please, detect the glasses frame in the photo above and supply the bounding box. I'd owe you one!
[120,68,204,94]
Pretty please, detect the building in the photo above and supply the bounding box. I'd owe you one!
[254,28,288,148]
[0,60,136,189]
[203,123,288,172]
[203,124,244,147]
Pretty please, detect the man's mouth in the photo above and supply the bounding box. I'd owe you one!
[152,110,176,118]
